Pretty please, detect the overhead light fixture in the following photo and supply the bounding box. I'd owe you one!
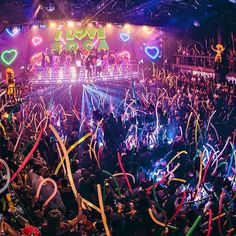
[45,2,55,12]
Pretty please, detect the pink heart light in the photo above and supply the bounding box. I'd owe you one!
[32,36,42,46]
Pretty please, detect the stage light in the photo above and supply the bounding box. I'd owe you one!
[70,66,77,80]
[106,23,112,28]
[67,21,75,27]
[32,36,42,46]
[124,24,131,30]
[1,49,18,65]
[6,26,20,37]
[194,20,200,27]
[88,23,93,27]
[32,24,39,29]
[142,26,154,34]
[145,46,160,60]
[49,22,57,28]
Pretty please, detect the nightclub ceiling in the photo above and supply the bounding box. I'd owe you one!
[0,0,235,33]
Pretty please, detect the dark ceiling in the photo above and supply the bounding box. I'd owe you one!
[0,0,236,34]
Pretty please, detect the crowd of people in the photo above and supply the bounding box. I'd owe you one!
[0,68,236,236]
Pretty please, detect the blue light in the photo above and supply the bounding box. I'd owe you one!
[120,33,131,42]
[145,46,160,60]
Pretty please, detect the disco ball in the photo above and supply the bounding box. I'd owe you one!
[45,3,55,12]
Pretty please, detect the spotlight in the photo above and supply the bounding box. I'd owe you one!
[124,23,131,30]
[45,2,55,12]
[106,23,112,28]
[67,21,75,27]
[88,23,93,27]
[194,20,200,27]
[49,22,57,28]
[32,24,38,29]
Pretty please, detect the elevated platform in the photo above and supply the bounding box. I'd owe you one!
[30,64,140,85]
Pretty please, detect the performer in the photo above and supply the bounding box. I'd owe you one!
[5,68,16,102]
[211,43,225,63]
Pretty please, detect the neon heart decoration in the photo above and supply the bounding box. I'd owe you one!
[145,46,159,60]
[32,36,42,46]
[142,26,154,34]
[6,27,20,37]
[31,53,42,66]
[120,33,130,42]
[1,49,18,65]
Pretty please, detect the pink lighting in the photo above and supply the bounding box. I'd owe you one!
[32,36,42,46]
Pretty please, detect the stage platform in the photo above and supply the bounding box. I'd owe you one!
[30,64,140,85]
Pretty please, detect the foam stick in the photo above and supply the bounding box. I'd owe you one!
[227,142,235,177]
[56,142,67,175]
[186,215,202,236]
[54,132,92,175]
[169,191,186,223]
[152,185,164,212]
[113,173,135,184]
[148,208,178,230]
[0,158,11,194]
[195,151,203,197]
[201,154,213,184]
[207,209,213,236]
[0,121,6,136]
[218,190,224,236]
[195,115,200,144]
[201,213,226,227]
[35,178,58,210]
[102,170,121,196]
[170,178,186,183]
[49,125,101,213]
[207,110,216,131]
[166,151,188,172]
[97,184,111,236]
[11,128,44,182]
[117,151,133,193]
[13,124,24,152]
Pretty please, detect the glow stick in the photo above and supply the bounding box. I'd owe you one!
[13,125,24,152]
[117,151,133,193]
[210,123,219,141]
[195,115,200,144]
[207,110,216,131]
[227,142,235,177]
[11,128,43,182]
[148,208,178,230]
[56,142,67,175]
[54,132,92,175]
[195,151,203,197]
[0,121,6,136]
[207,209,213,236]
[185,112,193,141]
[170,178,186,183]
[169,191,186,223]
[113,173,135,184]
[0,159,11,194]
[201,213,226,227]
[49,125,101,213]
[186,215,202,236]
[218,191,224,236]
[97,184,111,236]
[35,178,57,210]
[201,154,213,184]
[0,101,9,113]
[166,151,188,172]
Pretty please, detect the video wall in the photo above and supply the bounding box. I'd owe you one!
[0,22,163,77]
